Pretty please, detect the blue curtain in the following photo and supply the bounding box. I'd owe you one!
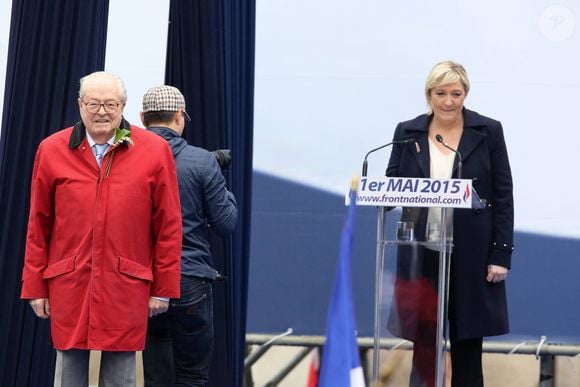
[0,1,109,385]
[165,1,255,386]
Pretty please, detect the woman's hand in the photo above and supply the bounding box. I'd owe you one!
[486,264,508,283]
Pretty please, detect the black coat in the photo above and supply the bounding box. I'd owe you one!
[386,108,514,339]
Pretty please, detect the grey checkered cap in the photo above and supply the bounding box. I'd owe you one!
[142,85,191,121]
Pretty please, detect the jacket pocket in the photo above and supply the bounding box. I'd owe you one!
[118,257,153,282]
[43,256,77,279]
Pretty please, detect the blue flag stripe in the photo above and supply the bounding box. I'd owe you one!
[319,188,365,387]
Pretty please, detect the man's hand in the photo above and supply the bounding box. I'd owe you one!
[29,298,50,319]
[149,297,169,317]
[486,264,508,283]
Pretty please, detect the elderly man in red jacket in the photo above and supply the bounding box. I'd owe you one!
[21,71,182,387]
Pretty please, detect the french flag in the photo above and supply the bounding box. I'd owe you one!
[318,182,366,387]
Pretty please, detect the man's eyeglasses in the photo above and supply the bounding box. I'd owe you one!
[83,101,121,114]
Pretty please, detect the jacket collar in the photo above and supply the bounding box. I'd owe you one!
[405,108,487,177]
[68,117,131,149]
[148,126,180,139]
[457,108,487,164]
[148,126,187,158]
[405,108,487,132]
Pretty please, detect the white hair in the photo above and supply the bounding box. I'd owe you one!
[79,71,127,102]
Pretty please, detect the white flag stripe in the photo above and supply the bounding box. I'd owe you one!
[351,366,365,387]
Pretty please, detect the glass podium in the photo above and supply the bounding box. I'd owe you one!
[354,176,479,387]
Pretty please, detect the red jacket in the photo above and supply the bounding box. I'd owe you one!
[21,122,182,351]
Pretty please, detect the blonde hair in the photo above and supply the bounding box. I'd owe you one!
[424,61,469,114]
[79,71,127,103]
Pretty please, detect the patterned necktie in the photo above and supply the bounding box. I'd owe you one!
[93,143,109,167]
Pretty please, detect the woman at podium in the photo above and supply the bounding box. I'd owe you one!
[385,60,514,387]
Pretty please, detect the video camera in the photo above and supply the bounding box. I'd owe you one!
[212,149,231,170]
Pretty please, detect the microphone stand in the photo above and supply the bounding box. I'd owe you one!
[361,139,414,177]
[435,134,462,179]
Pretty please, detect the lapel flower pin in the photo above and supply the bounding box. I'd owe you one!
[112,127,134,147]
[104,128,133,178]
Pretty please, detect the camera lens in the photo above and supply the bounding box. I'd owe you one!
[212,149,231,169]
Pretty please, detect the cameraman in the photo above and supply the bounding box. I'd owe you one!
[140,85,238,386]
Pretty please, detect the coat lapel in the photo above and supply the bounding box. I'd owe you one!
[405,114,430,178]
[78,137,101,173]
[68,118,133,174]
[458,109,487,165]
[415,134,430,178]
[405,109,487,178]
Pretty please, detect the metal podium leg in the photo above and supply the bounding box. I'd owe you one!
[435,207,451,387]
[371,208,385,384]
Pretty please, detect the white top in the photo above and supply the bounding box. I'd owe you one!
[426,138,455,244]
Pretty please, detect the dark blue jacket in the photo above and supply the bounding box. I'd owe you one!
[387,108,514,339]
[149,127,238,279]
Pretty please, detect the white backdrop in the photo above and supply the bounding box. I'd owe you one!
[0,0,12,139]
[253,0,580,238]
[104,0,170,126]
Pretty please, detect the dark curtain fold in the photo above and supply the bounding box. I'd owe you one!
[165,1,255,386]
[0,1,109,385]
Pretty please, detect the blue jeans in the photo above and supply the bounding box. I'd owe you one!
[143,276,214,387]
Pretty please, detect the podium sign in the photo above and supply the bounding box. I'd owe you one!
[354,176,473,208]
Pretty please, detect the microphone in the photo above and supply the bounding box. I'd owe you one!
[362,139,415,176]
[435,134,463,179]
